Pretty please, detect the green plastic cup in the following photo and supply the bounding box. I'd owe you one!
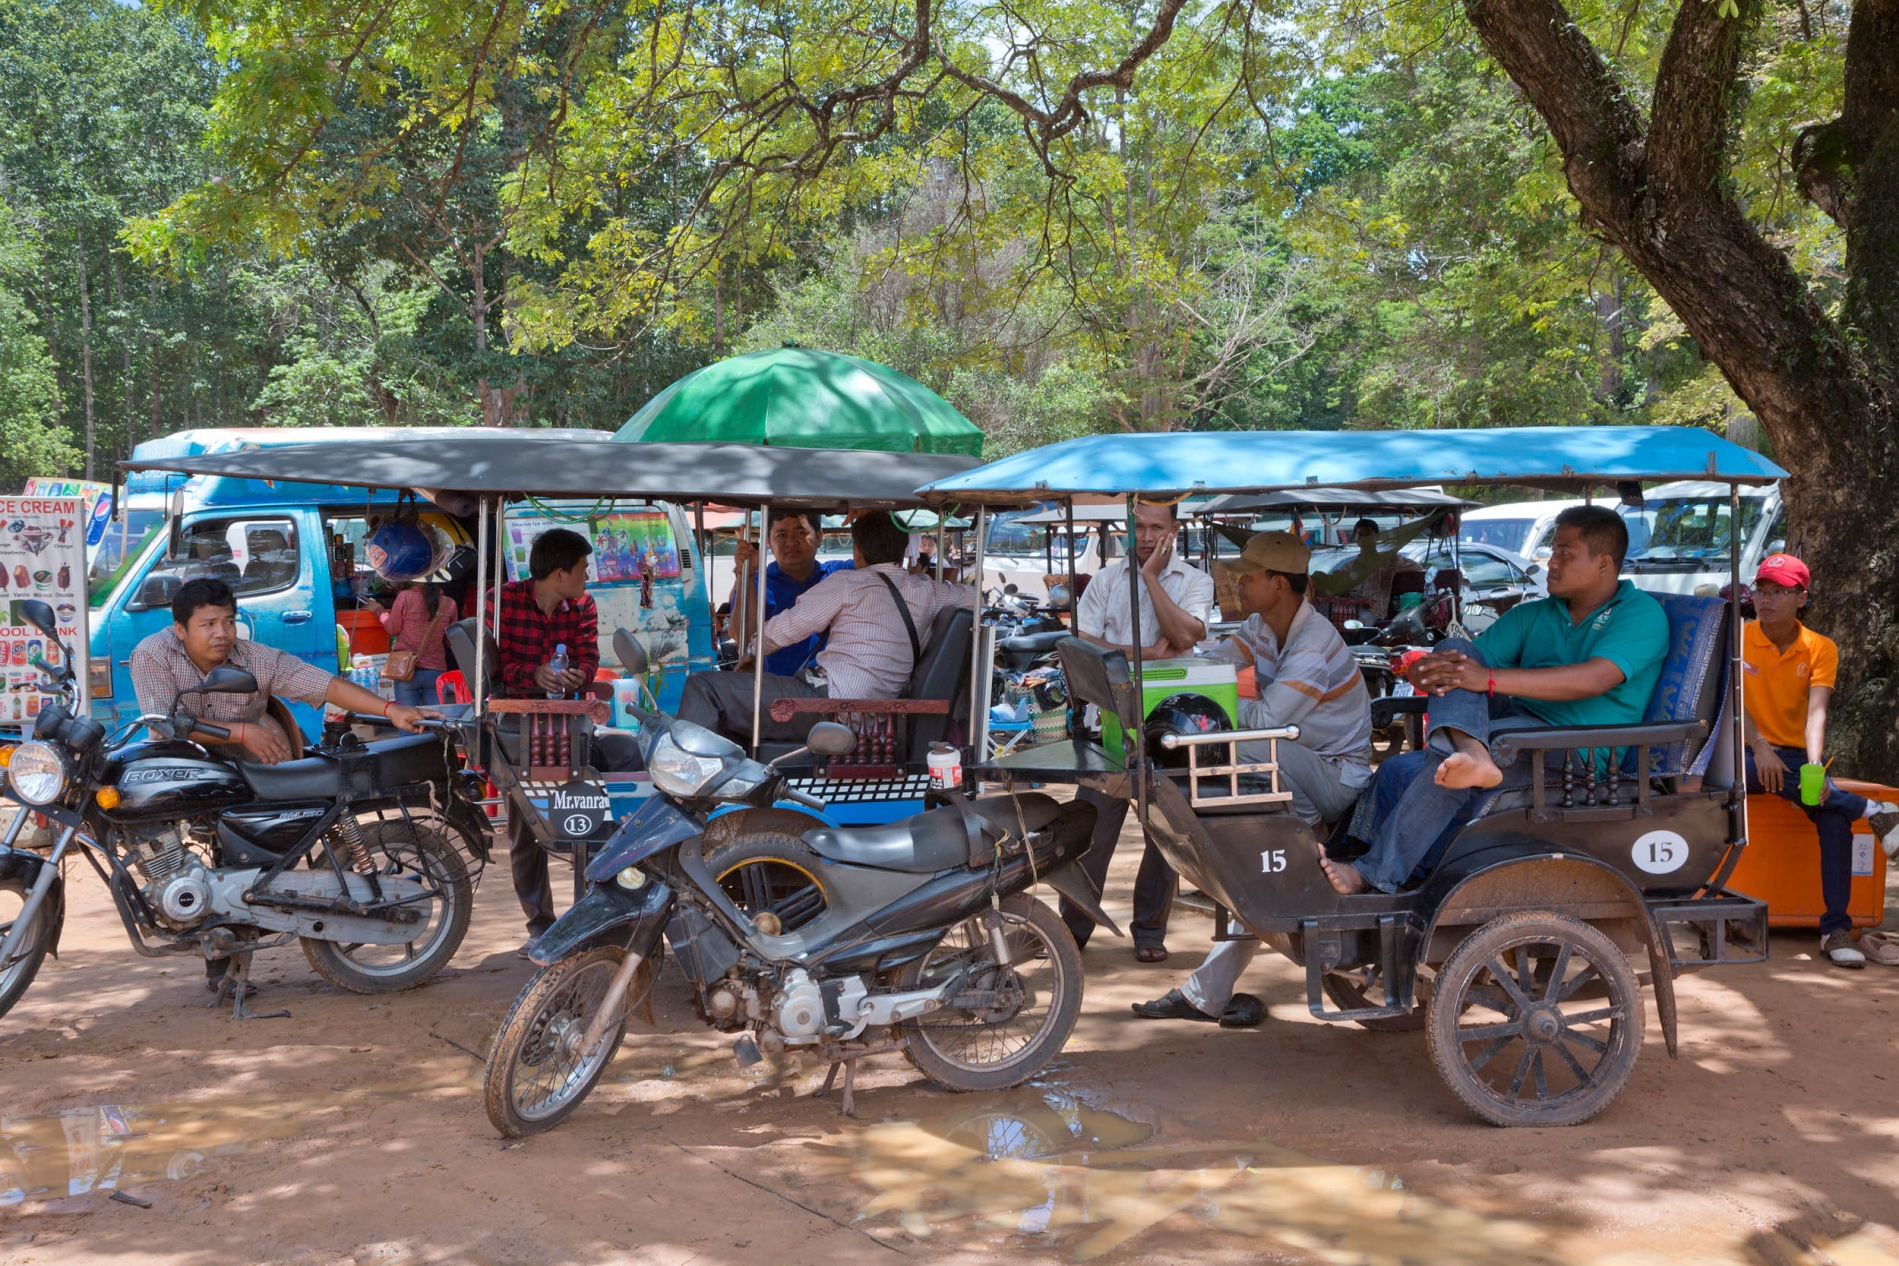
[1800,763,1827,806]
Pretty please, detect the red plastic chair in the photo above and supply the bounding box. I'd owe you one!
[436,670,471,705]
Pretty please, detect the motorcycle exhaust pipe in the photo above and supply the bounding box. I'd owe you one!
[578,949,645,1055]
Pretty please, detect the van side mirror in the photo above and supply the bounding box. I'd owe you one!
[187,666,259,695]
[613,630,649,675]
[804,722,857,757]
[134,572,181,611]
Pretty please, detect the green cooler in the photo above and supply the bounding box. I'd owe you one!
[1100,657,1241,763]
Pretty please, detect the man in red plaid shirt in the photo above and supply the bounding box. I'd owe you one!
[487,528,640,956]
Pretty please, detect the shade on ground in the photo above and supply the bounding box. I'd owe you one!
[612,345,984,456]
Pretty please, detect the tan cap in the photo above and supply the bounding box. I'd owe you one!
[1223,530,1310,577]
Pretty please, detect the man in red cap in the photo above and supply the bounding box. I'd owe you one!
[1744,553,1899,968]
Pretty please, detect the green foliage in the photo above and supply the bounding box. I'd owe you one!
[0,194,71,487]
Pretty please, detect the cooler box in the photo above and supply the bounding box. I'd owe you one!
[1101,658,1240,763]
[1726,778,1893,929]
[337,609,390,655]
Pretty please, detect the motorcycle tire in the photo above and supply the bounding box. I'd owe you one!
[0,876,52,1020]
[485,946,639,1138]
[300,820,471,995]
[895,894,1083,1093]
[702,831,833,933]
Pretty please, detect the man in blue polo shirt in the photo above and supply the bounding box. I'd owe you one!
[730,510,852,675]
[1323,505,1669,895]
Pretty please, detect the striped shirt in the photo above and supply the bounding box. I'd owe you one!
[130,628,336,725]
[758,563,970,700]
[1209,601,1373,785]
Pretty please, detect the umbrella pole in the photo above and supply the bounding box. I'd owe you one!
[1065,499,1077,629]
[751,506,770,757]
[969,505,989,768]
[1126,494,1145,822]
[473,496,488,715]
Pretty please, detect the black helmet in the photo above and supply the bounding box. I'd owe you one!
[1144,693,1232,768]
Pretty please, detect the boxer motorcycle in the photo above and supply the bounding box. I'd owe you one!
[481,634,1110,1136]
[0,599,476,1021]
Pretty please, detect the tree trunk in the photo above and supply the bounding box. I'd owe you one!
[75,221,97,478]
[149,274,163,440]
[1462,0,1899,778]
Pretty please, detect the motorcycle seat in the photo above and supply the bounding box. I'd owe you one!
[802,793,1067,873]
[998,631,1068,654]
[239,732,444,801]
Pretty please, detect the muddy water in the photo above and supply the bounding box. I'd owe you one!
[824,1092,1899,1265]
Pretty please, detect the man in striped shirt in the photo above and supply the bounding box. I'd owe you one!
[1132,531,1373,1027]
[677,512,969,743]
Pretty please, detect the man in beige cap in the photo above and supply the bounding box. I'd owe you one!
[1132,530,1373,1026]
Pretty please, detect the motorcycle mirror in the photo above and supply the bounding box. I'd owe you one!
[17,599,58,640]
[804,722,857,757]
[613,630,649,675]
[1004,583,1018,596]
[189,665,260,695]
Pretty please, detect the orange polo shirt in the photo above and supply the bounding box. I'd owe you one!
[1741,620,1838,749]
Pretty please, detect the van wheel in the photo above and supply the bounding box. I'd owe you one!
[702,832,832,933]
[1428,912,1642,1128]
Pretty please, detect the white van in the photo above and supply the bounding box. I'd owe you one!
[1619,479,1784,596]
[1459,500,1586,561]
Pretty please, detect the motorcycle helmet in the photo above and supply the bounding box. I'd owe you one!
[1144,693,1232,769]
[365,520,449,582]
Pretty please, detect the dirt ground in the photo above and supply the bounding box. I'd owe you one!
[7,808,1899,1266]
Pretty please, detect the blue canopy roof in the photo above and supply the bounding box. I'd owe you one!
[917,427,1787,504]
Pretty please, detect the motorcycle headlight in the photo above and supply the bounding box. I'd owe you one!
[647,731,727,798]
[7,741,68,806]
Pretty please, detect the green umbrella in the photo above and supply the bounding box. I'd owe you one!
[613,345,984,456]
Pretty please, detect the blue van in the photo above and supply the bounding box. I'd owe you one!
[88,429,717,739]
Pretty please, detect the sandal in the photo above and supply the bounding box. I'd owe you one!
[1219,993,1265,1028]
[1131,989,1218,1021]
[1135,945,1169,963]
[1860,931,1899,966]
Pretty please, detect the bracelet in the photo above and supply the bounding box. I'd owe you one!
[1487,672,1495,698]
[382,700,395,719]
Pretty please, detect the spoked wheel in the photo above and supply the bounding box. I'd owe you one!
[895,895,1082,1093]
[301,820,471,994]
[1323,967,1429,1032]
[0,876,52,1020]
[705,832,831,933]
[1428,912,1643,1127]
[484,946,651,1137]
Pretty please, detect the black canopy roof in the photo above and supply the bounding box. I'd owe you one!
[119,434,984,510]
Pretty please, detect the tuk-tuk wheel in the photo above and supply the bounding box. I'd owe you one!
[1428,912,1643,1128]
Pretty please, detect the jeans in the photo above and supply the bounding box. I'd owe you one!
[394,668,443,708]
[1060,785,1177,951]
[1746,744,1867,936]
[1353,639,1544,893]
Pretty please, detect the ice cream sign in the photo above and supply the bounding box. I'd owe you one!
[0,496,91,729]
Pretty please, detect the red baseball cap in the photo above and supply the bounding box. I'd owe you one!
[1754,553,1810,590]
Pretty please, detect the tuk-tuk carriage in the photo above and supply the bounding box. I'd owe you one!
[922,426,1786,1127]
[116,435,991,890]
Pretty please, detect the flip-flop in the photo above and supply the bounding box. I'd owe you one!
[1135,945,1169,963]
[1130,989,1219,1021]
[1219,993,1265,1028]
[1860,931,1899,966]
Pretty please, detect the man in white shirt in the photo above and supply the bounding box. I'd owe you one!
[678,512,968,743]
[1132,531,1374,1026]
[1063,499,1216,962]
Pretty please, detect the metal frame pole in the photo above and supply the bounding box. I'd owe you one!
[969,505,990,761]
[751,505,771,756]
[472,496,489,713]
[1728,483,1747,820]
[1126,494,1146,817]
[1064,499,1077,628]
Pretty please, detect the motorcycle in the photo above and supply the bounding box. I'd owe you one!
[481,632,1112,1136]
[989,584,1068,672]
[0,599,480,1021]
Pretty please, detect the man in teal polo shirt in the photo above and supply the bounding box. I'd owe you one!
[1322,505,1669,895]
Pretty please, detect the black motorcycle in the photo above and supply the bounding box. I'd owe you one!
[0,600,481,1021]
[481,634,1111,1136]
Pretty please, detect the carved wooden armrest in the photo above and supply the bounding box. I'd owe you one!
[768,697,952,722]
[487,699,611,725]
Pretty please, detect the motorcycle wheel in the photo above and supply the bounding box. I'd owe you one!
[300,820,471,994]
[0,876,51,1020]
[703,832,833,933]
[895,894,1082,1093]
[484,946,638,1137]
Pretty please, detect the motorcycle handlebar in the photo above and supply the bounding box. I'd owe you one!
[780,784,827,812]
[194,720,231,741]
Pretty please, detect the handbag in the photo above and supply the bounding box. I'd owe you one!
[381,597,450,683]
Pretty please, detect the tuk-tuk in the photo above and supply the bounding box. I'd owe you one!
[923,426,1785,1127]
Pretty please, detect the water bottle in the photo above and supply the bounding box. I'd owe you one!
[546,643,569,698]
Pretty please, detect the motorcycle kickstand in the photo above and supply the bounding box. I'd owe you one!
[209,952,291,1022]
[815,1058,858,1118]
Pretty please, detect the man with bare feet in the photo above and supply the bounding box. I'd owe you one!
[1320,506,1668,897]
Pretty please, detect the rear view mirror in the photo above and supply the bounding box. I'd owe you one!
[1004,583,1019,596]
[613,630,649,675]
[134,572,181,611]
[17,599,57,640]
[805,722,857,757]
[189,666,258,695]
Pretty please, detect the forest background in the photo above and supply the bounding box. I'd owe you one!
[0,0,1816,491]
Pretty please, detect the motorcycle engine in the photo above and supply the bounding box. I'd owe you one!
[771,969,869,1044]
[123,825,216,929]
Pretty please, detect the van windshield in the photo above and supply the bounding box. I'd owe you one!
[1460,518,1536,552]
[1622,497,1765,570]
[88,510,165,607]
